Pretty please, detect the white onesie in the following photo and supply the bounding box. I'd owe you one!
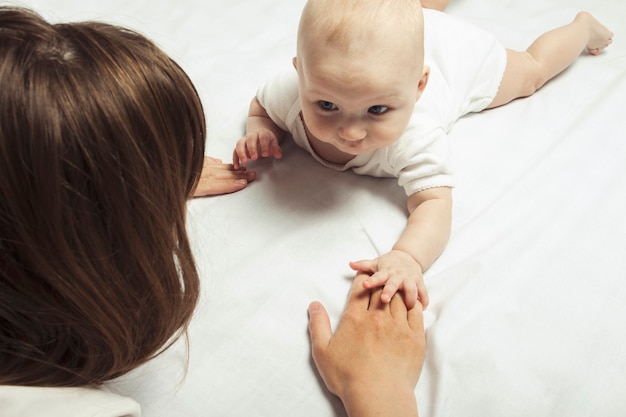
[257,9,507,196]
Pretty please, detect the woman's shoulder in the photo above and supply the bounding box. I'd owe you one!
[0,385,140,417]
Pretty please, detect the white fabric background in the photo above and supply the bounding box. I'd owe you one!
[5,0,625,416]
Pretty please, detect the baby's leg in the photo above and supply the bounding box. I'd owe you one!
[488,12,613,109]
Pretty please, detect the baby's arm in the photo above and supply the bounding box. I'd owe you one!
[350,186,452,308]
[233,97,285,169]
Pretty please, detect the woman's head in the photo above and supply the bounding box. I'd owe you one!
[0,7,205,386]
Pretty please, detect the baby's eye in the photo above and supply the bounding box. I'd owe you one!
[368,105,389,115]
[318,101,337,111]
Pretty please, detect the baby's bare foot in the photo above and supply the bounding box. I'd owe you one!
[576,11,613,55]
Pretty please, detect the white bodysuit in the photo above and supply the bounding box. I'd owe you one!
[257,9,507,196]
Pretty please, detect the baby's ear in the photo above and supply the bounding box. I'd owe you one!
[292,57,298,71]
[416,65,430,100]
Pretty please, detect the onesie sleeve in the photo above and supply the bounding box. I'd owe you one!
[255,71,301,132]
[392,126,455,196]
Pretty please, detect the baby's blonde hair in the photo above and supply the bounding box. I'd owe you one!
[297,0,424,57]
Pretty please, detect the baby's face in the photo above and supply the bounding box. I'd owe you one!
[296,45,425,156]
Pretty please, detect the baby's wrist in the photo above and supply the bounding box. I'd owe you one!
[391,248,424,272]
[247,117,277,133]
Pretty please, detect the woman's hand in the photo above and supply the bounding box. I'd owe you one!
[193,156,256,197]
[308,273,426,417]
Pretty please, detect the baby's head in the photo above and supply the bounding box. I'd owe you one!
[294,0,429,156]
[0,7,204,386]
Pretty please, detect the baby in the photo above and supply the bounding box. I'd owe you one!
[232,0,613,308]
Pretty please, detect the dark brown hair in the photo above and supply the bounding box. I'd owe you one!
[0,7,205,386]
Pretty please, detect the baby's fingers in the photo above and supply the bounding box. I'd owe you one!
[270,142,283,159]
[233,143,250,169]
[244,140,260,161]
[380,279,400,304]
[361,270,390,291]
[349,259,377,273]
[257,136,283,160]
[399,283,419,309]
[417,281,430,309]
[258,138,273,158]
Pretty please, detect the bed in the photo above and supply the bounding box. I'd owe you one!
[10,0,626,415]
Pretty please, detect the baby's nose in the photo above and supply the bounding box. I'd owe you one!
[338,121,366,141]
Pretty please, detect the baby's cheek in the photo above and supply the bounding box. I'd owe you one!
[307,115,334,140]
[371,127,403,147]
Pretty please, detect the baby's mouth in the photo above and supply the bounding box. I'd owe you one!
[337,138,366,151]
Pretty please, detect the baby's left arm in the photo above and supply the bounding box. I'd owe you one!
[350,186,452,308]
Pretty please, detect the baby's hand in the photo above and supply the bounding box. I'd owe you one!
[349,250,429,309]
[232,129,282,169]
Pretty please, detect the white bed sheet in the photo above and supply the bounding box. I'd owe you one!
[7,0,626,415]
